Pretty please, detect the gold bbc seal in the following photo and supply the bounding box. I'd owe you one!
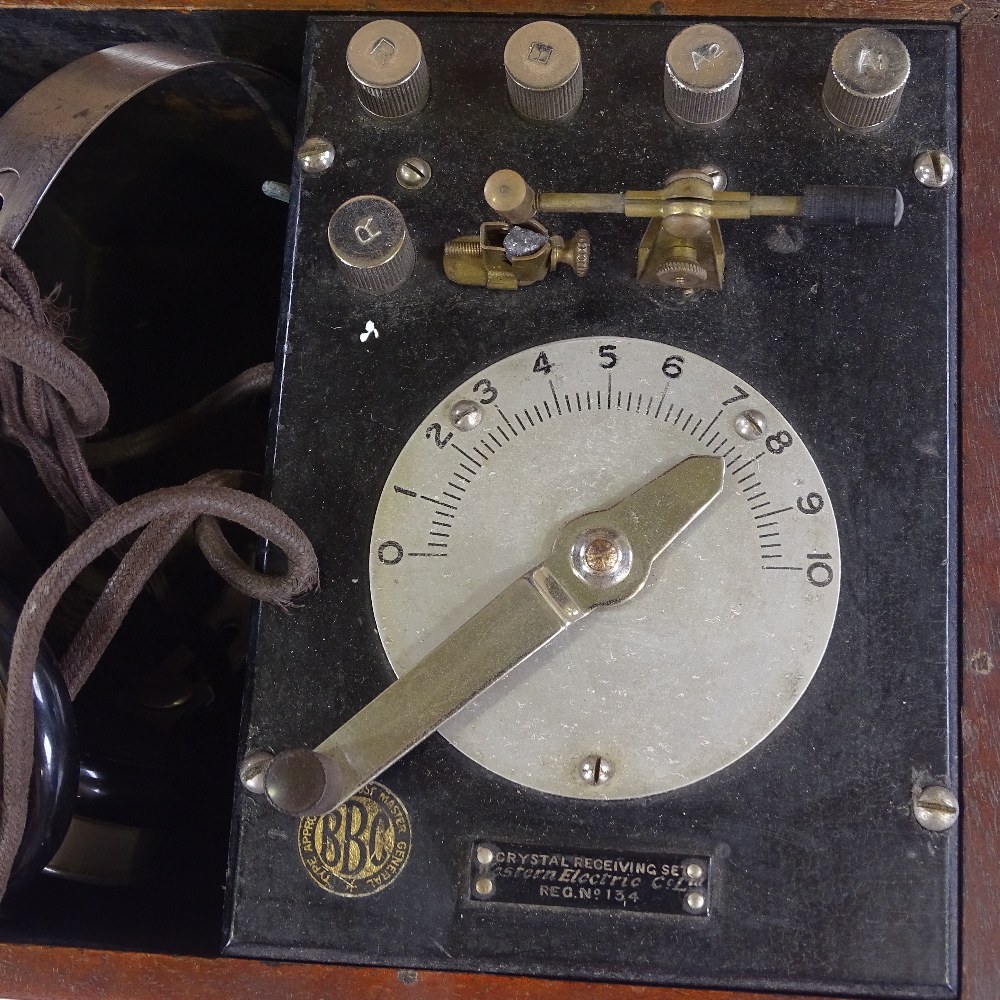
[298,781,412,897]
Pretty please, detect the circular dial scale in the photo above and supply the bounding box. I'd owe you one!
[370,337,840,800]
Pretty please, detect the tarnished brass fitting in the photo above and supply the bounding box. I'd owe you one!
[479,167,903,292]
[444,220,590,290]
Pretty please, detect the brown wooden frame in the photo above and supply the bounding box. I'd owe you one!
[0,1,996,997]
[0,1,973,17]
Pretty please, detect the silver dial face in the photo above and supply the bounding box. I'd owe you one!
[370,337,840,800]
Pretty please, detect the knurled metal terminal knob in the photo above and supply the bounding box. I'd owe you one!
[664,24,744,128]
[822,28,910,134]
[504,21,584,122]
[328,195,415,295]
[346,19,429,121]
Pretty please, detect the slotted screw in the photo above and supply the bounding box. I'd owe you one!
[913,784,959,831]
[239,751,274,795]
[580,755,613,785]
[396,156,432,190]
[913,150,954,189]
[735,409,766,440]
[297,137,335,174]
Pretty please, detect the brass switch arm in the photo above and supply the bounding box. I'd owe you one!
[536,192,627,214]
[262,456,725,817]
[482,169,902,293]
[534,188,803,222]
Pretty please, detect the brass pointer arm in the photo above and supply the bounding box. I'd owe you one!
[261,455,725,817]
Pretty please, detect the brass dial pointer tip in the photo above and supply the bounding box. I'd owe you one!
[265,747,350,817]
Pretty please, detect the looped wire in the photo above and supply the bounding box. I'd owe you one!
[0,241,321,903]
[0,474,320,901]
[0,242,113,528]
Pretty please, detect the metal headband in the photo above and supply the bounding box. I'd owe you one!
[0,42,293,247]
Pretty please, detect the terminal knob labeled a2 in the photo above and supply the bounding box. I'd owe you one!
[504,21,584,122]
[822,28,910,133]
[328,195,414,294]
[664,24,744,128]
[347,19,430,120]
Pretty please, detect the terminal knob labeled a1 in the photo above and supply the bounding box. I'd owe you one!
[347,19,430,120]
[504,21,584,122]
[328,195,415,294]
[822,28,910,133]
[664,24,744,128]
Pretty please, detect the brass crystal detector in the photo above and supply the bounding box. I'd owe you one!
[445,167,904,291]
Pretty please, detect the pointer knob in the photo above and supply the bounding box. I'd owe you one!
[328,195,415,295]
[822,28,910,134]
[504,21,584,122]
[346,19,430,121]
[664,23,744,128]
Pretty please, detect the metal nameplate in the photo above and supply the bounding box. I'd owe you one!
[471,842,710,916]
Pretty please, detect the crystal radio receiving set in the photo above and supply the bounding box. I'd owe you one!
[226,16,958,998]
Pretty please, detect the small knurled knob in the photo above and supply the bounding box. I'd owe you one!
[504,21,584,122]
[657,259,708,289]
[567,229,591,278]
[346,19,429,121]
[328,195,415,295]
[549,229,591,277]
[822,28,910,134]
[664,24,744,128]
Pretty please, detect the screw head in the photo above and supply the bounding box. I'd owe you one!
[684,890,707,912]
[913,784,959,831]
[571,528,633,588]
[583,536,622,575]
[914,150,954,189]
[396,156,432,190]
[473,876,496,897]
[580,754,614,785]
[735,409,767,440]
[239,751,274,795]
[699,164,729,192]
[450,399,482,431]
[297,137,335,175]
[475,844,495,866]
[685,861,705,881]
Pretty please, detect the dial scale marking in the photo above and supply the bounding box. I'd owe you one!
[371,337,840,799]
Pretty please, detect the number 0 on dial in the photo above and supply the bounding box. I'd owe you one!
[370,337,840,800]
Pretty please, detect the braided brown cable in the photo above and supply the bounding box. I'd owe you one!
[0,243,113,528]
[0,242,321,903]
[0,477,319,901]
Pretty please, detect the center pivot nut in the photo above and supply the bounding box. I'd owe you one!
[570,528,633,587]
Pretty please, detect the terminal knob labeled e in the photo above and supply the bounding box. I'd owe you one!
[504,21,584,122]
[347,19,430,120]
[822,28,910,134]
[664,24,744,128]
[328,195,414,295]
